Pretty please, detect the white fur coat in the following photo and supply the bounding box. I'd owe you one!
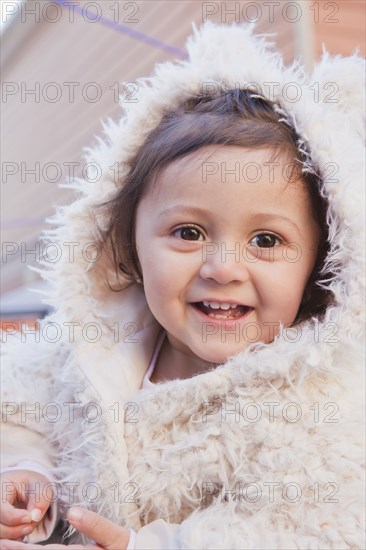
[1,22,365,549]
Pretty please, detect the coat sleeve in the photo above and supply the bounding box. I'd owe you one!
[1,329,64,542]
[1,330,60,468]
[0,424,56,470]
[0,426,60,543]
[134,520,180,549]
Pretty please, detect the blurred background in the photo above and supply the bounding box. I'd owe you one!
[1,0,365,328]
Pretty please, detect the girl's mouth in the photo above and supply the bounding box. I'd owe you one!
[192,301,253,320]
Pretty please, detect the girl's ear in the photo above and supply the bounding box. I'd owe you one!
[310,51,365,140]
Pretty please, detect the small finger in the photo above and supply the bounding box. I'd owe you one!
[0,522,34,540]
[0,502,32,526]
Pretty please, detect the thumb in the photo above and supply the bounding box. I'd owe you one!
[25,485,51,523]
[28,507,46,523]
[68,507,131,550]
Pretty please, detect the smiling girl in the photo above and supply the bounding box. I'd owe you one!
[1,22,364,550]
[112,100,326,377]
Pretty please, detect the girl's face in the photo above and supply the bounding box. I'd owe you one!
[135,146,320,365]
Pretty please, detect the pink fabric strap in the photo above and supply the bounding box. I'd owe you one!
[141,329,166,389]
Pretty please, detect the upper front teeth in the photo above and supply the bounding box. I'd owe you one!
[203,301,238,310]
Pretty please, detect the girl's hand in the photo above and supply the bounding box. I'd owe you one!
[0,470,52,541]
[68,507,131,550]
[0,507,131,550]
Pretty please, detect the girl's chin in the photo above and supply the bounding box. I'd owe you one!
[191,341,251,366]
[165,334,248,369]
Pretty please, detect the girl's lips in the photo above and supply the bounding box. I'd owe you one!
[190,302,254,326]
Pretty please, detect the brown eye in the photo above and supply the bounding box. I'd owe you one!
[251,233,281,248]
[174,226,204,241]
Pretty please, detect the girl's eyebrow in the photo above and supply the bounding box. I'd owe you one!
[158,205,208,218]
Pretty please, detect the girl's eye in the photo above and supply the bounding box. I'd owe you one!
[173,225,204,241]
[250,233,281,248]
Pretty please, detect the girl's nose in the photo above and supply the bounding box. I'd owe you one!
[199,241,251,285]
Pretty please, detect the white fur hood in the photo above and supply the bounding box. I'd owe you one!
[2,22,365,550]
[37,22,365,338]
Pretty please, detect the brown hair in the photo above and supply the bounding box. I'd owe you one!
[99,89,333,325]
